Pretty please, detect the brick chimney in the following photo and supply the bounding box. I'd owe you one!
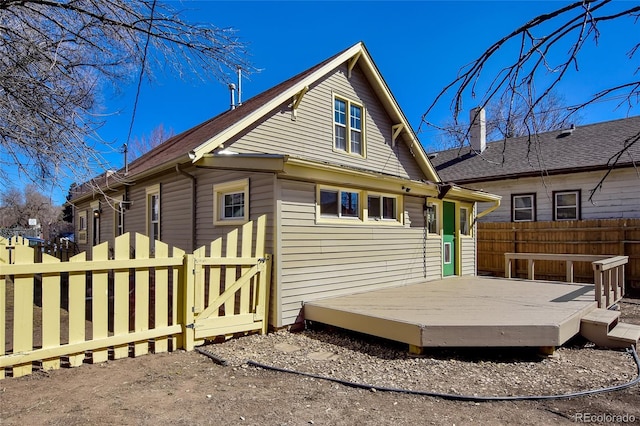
[470,107,486,153]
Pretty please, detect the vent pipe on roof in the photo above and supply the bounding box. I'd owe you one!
[470,107,486,153]
[237,67,242,106]
[229,83,236,110]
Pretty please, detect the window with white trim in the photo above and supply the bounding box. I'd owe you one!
[146,184,160,244]
[425,202,439,234]
[334,96,364,156]
[460,206,470,236]
[78,210,87,244]
[554,190,581,221]
[213,178,249,225]
[115,198,125,237]
[512,193,536,222]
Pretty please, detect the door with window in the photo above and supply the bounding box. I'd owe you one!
[442,201,456,276]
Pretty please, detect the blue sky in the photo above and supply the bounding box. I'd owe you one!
[60,1,640,203]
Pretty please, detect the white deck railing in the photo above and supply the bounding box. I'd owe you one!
[504,253,628,309]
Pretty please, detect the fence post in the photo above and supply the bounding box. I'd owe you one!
[181,253,195,351]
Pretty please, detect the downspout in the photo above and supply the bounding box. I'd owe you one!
[176,164,197,251]
[476,199,501,220]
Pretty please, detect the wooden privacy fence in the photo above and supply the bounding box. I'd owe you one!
[478,219,640,292]
[0,215,271,379]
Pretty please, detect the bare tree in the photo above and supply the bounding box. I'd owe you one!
[0,0,251,192]
[0,184,64,239]
[422,1,640,149]
[127,123,175,161]
[432,90,578,150]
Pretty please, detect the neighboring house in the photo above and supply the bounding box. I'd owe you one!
[71,42,499,328]
[431,109,640,223]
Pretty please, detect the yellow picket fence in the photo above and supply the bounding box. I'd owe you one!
[0,215,271,379]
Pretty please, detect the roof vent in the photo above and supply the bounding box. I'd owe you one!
[559,124,576,137]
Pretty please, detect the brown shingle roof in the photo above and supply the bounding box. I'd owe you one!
[123,45,353,178]
[431,116,640,183]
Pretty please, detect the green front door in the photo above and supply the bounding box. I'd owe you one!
[443,201,456,276]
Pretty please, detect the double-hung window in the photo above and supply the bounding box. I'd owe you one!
[334,96,364,156]
[512,194,536,222]
[554,190,581,221]
[146,184,160,245]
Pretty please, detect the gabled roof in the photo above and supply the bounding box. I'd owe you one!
[121,42,438,182]
[431,115,640,183]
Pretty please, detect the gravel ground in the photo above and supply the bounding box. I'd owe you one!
[204,325,638,400]
[1,299,639,425]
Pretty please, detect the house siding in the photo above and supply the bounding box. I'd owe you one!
[193,169,276,253]
[226,63,425,181]
[470,168,640,223]
[278,178,431,326]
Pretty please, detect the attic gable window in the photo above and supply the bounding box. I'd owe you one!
[333,96,365,157]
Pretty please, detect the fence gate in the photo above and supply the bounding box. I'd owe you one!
[182,215,272,350]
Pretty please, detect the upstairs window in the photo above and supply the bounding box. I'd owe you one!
[512,194,536,222]
[334,96,365,156]
[554,190,581,221]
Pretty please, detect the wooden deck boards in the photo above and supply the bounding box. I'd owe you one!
[303,276,598,348]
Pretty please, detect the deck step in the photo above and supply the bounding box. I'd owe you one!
[580,308,639,349]
[608,323,640,346]
[580,308,620,328]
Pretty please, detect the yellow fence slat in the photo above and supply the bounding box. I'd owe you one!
[240,221,253,315]
[0,268,5,379]
[67,252,87,367]
[12,245,34,377]
[113,233,130,360]
[153,238,168,354]
[193,245,206,316]
[207,239,222,315]
[172,247,185,351]
[41,253,61,372]
[91,242,109,364]
[134,233,150,356]
[224,229,238,317]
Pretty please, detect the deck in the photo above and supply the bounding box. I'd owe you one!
[303,276,599,348]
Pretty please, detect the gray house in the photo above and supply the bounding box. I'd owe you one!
[71,43,499,328]
[431,112,640,223]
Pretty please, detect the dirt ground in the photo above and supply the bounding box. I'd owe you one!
[1,299,640,425]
